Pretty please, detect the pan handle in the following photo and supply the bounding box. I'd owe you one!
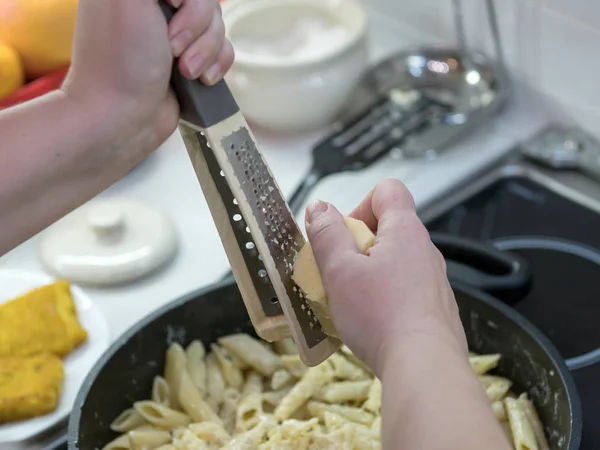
[430,233,532,304]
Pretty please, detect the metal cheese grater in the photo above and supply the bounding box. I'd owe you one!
[160,2,340,366]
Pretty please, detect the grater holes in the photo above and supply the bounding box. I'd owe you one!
[223,127,326,340]
[258,269,270,284]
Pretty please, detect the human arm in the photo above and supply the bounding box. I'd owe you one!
[304,179,511,450]
[0,89,165,256]
[0,0,233,256]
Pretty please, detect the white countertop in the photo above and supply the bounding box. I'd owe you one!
[0,9,555,344]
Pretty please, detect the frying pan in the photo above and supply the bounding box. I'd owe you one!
[66,235,582,450]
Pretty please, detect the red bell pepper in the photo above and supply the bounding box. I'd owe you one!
[0,66,70,110]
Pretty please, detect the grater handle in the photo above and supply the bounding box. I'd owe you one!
[159,1,240,128]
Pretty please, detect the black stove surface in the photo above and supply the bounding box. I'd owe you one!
[427,175,600,449]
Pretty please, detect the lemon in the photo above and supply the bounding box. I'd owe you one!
[0,41,25,100]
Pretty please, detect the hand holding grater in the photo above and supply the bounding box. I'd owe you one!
[160,2,341,366]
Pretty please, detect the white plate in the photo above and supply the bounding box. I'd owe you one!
[0,269,110,443]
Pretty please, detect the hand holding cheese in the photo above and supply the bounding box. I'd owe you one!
[297,179,511,450]
[297,179,466,373]
[292,216,376,338]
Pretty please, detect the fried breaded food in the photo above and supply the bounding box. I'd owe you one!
[0,353,64,423]
[0,280,88,357]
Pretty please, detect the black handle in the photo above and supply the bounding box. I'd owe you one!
[159,1,239,128]
[430,233,532,304]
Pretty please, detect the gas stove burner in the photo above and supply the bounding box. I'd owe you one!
[493,236,600,370]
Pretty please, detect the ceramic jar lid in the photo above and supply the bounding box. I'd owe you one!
[39,198,178,286]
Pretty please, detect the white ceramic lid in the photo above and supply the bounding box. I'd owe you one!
[39,198,178,286]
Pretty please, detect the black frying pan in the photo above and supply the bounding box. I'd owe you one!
[65,234,582,450]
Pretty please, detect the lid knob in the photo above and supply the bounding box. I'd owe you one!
[87,202,125,240]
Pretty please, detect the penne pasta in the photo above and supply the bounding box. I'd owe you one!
[101,332,549,450]
[188,421,231,446]
[262,387,292,408]
[219,334,282,376]
[274,364,334,421]
[340,345,373,375]
[101,434,131,450]
[273,338,297,356]
[486,377,513,403]
[329,353,370,381]
[211,343,244,390]
[241,371,263,400]
[505,397,539,450]
[371,416,381,435]
[151,376,170,407]
[308,400,375,426]
[220,387,241,434]
[492,400,507,422]
[235,392,263,432]
[363,378,382,414]
[314,380,371,404]
[110,408,147,433]
[280,355,307,378]
[127,426,171,450]
[205,352,226,412]
[470,354,501,375]
[185,340,207,395]
[323,410,346,431]
[177,368,222,425]
[221,416,277,449]
[154,445,176,450]
[163,343,187,410]
[133,401,190,429]
[518,393,549,450]
[270,369,293,391]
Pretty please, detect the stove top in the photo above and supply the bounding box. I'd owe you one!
[421,124,600,449]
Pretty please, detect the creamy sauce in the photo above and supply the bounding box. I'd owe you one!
[232,14,351,63]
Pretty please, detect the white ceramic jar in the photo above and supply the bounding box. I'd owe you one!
[222,0,369,133]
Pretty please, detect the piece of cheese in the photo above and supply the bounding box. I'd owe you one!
[292,217,376,338]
